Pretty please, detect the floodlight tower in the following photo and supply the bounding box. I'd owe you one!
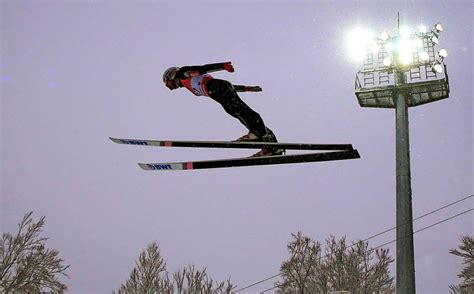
[353,20,449,293]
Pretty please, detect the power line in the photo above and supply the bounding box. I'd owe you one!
[258,208,473,294]
[235,273,280,294]
[234,194,473,293]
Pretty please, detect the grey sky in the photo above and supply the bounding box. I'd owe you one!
[1,0,472,293]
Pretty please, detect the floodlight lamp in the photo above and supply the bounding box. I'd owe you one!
[348,46,367,62]
[383,57,392,67]
[398,39,413,56]
[420,52,430,62]
[400,54,413,65]
[434,23,443,33]
[346,27,374,62]
[432,63,443,73]
[431,35,439,45]
[400,26,412,39]
[438,49,448,58]
[380,31,390,41]
[418,25,428,34]
[386,42,394,52]
[413,38,423,48]
[369,41,380,54]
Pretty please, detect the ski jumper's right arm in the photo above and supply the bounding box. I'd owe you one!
[176,62,262,94]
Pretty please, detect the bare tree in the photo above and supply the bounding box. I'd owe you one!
[449,235,473,293]
[276,232,394,293]
[118,242,172,293]
[0,211,69,293]
[118,241,234,294]
[173,265,233,294]
[278,232,323,293]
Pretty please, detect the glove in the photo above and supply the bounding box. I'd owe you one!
[245,86,262,92]
[223,62,235,73]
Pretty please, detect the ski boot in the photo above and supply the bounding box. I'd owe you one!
[234,129,285,157]
[234,132,260,142]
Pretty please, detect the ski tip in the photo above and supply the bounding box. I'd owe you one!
[138,163,152,170]
[138,162,189,171]
[109,137,156,146]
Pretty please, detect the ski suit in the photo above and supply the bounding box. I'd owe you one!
[174,62,277,142]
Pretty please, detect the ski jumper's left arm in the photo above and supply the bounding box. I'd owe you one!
[233,85,262,92]
[179,62,235,78]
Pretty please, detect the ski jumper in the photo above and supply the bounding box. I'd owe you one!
[175,63,277,141]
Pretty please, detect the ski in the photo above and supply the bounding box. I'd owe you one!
[109,137,354,151]
[138,150,360,171]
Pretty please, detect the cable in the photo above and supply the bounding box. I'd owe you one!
[235,273,280,293]
[258,208,473,294]
[237,194,473,292]
[234,194,473,293]
[356,194,473,244]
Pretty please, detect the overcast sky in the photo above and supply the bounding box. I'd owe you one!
[1,0,472,293]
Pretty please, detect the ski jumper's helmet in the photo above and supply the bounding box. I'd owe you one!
[163,67,180,83]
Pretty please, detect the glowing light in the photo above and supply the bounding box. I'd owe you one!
[346,27,375,61]
[434,23,443,33]
[420,52,430,62]
[397,37,415,65]
[418,25,428,34]
[398,39,413,56]
[380,31,390,41]
[400,26,412,38]
[438,49,448,58]
[400,53,413,65]
[433,63,443,73]
[383,57,392,67]
[386,42,394,52]
[432,35,439,45]
[413,38,424,48]
[369,41,380,54]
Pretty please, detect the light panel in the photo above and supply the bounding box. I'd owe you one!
[420,52,430,62]
[346,27,375,61]
[400,26,412,39]
[400,53,413,65]
[418,25,427,34]
[347,21,446,70]
[438,49,448,58]
[433,63,443,73]
[380,31,390,41]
